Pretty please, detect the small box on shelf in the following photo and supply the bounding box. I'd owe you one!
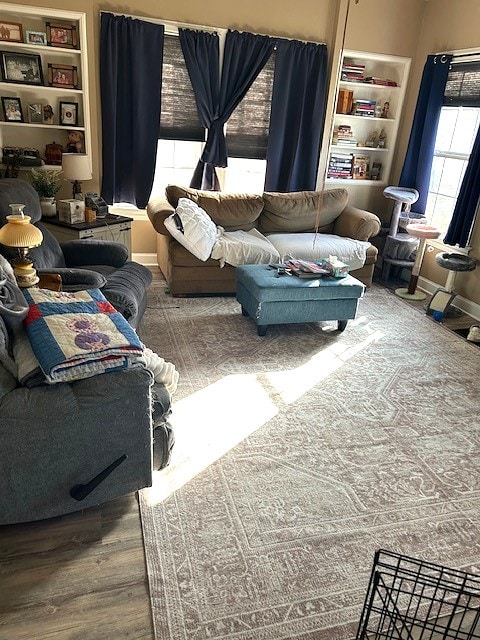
[58,199,85,224]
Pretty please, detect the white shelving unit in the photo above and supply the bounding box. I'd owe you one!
[326,50,411,187]
[0,3,91,172]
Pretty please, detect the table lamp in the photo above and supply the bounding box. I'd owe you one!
[0,204,43,287]
[62,153,92,200]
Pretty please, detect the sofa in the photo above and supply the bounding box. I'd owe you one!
[0,256,174,525]
[0,179,152,329]
[147,185,382,295]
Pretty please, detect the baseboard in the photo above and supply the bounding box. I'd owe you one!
[418,275,480,321]
[132,252,157,266]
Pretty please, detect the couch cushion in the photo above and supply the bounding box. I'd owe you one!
[260,189,348,233]
[165,185,263,231]
[164,198,219,261]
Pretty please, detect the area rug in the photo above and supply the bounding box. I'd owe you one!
[138,275,480,640]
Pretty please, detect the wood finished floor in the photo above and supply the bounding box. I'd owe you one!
[1,275,477,640]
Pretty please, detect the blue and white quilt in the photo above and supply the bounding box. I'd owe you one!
[21,288,144,384]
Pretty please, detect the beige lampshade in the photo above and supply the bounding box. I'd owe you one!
[0,213,43,249]
[62,154,92,181]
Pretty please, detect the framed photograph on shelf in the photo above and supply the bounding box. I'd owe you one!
[48,63,78,89]
[25,30,47,46]
[0,51,44,85]
[1,96,24,122]
[0,21,24,43]
[46,22,78,49]
[27,102,44,123]
[59,101,78,126]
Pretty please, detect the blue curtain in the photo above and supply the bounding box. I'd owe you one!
[444,125,480,247]
[182,29,275,190]
[398,54,452,213]
[100,13,164,208]
[264,39,328,192]
[179,28,220,190]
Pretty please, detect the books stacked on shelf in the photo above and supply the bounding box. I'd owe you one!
[336,88,354,114]
[327,151,353,179]
[284,259,330,279]
[352,99,376,117]
[352,154,370,180]
[332,124,357,147]
[341,59,365,82]
[365,76,397,87]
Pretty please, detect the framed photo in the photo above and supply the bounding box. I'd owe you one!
[27,102,44,123]
[25,30,47,46]
[0,21,24,43]
[59,101,78,126]
[46,21,78,49]
[48,63,78,89]
[1,97,23,122]
[0,51,43,85]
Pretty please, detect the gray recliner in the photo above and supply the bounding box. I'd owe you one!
[0,178,152,329]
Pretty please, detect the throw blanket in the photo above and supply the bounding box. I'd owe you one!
[22,288,144,384]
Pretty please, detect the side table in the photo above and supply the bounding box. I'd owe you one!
[41,214,133,258]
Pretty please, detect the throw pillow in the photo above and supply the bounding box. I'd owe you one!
[164,198,219,262]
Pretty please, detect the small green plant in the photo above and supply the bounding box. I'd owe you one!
[29,168,65,198]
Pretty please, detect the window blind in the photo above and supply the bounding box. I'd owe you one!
[225,52,275,160]
[159,35,205,141]
[444,61,480,107]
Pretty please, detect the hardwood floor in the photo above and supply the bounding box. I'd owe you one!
[1,275,477,640]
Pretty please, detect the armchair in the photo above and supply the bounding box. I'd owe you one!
[0,179,152,328]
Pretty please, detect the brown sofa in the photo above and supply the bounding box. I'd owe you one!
[147,185,381,295]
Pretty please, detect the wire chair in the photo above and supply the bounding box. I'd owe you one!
[356,549,480,639]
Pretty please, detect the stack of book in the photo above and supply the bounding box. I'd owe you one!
[284,259,330,279]
[327,151,354,179]
[341,59,365,82]
[336,88,354,114]
[332,125,357,147]
[352,99,376,117]
[365,76,397,86]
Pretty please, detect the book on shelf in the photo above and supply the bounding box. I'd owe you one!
[352,154,370,180]
[365,76,398,86]
[336,88,354,114]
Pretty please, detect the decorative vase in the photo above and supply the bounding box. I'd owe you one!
[40,197,56,218]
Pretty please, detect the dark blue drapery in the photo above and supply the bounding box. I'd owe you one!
[398,54,452,213]
[444,124,480,247]
[181,29,275,190]
[179,28,220,190]
[100,13,164,208]
[264,39,328,192]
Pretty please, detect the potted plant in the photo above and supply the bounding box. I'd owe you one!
[28,168,65,217]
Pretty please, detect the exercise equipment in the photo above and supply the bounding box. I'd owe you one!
[395,223,441,300]
[425,251,476,317]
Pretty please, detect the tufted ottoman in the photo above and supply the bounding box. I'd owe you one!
[236,264,365,336]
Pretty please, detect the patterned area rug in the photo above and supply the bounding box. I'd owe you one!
[138,275,480,640]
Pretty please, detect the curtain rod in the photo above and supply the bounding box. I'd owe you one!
[435,47,480,62]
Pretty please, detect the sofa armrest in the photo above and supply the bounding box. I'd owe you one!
[147,197,175,236]
[37,267,106,291]
[333,205,381,242]
[62,240,129,268]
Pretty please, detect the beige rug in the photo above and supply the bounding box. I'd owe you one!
[138,275,480,640]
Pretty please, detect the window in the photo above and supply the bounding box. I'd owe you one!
[425,60,480,239]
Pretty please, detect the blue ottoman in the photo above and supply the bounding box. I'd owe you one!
[236,264,365,336]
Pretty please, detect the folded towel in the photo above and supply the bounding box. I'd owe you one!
[22,288,144,384]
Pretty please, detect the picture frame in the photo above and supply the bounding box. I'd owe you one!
[25,30,47,46]
[0,21,24,43]
[0,51,43,86]
[48,63,78,89]
[1,96,24,122]
[59,100,78,126]
[27,102,44,123]
[46,21,78,49]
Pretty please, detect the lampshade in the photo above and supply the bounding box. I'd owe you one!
[0,208,43,249]
[61,154,92,181]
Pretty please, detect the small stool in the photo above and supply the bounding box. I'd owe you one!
[236,265,365,336]
[425,252,476,317]
[395,223,441,300]
[381,186,420,282]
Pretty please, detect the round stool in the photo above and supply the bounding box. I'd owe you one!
[381,186,420,282]
[395,224,441,301]
[425,252,476,317]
